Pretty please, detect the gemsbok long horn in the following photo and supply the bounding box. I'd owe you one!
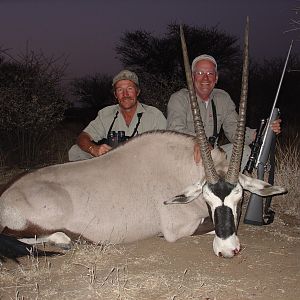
[180,25,219,184]
[225,16,249,185]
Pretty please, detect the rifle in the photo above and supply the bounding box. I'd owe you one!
[243,40,293,226]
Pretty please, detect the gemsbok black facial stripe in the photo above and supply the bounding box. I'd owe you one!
[208,180,236,201]
[214,205,235,239]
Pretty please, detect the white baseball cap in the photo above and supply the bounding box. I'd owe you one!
[191,54,217,72]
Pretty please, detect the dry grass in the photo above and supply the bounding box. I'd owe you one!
[41,127,75,165]
[1,224,299,300]
[274,137,300,219]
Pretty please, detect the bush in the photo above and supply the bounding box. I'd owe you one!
[0,50,69,167]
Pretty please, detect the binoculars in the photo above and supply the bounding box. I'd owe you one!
[208,136,217,148]
[107,131,129,147]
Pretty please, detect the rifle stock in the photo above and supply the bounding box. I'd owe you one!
[244,164,265,225]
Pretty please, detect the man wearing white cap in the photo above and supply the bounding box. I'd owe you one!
[69,70,166,161]
[167,54,281,169]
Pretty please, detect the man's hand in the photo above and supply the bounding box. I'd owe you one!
[271,118,281,135]
[77,132,112,157]
[252,118,282,141]
[89,144,112,157]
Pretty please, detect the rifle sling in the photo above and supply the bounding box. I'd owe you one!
[212,99,218,139]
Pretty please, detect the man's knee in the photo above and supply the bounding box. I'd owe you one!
[68,145,93,161]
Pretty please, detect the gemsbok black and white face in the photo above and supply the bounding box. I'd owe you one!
[204,180,242,258]
[166,176,243,258]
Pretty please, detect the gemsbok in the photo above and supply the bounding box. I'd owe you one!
[0,19,286,261]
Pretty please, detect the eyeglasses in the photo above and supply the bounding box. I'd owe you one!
[193,70,216,77]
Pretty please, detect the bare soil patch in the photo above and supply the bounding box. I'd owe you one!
[0,214,299,300]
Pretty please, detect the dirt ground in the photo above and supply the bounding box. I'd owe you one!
[0,211,299,300]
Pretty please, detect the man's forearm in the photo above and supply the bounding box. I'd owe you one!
[77,132,94,154]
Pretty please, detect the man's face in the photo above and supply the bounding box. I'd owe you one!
[193,60,218,101]
[114,80,140,111]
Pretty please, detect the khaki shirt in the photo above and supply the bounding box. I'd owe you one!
[84,102,167,142]
[167,88,255,145]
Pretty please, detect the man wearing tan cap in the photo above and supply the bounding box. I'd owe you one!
[69,70,166,161]
[167,54,281,169]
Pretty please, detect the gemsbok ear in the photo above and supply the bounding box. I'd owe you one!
[238,173,287,197]
[164,180,205,205]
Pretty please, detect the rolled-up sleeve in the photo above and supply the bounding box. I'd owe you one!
[83,111,106,141]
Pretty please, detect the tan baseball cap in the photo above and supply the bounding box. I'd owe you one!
[191,54,218,72]
[112,70,139,86]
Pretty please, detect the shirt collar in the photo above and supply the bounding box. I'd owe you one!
[117,101,144,115]
[136,102,145,114]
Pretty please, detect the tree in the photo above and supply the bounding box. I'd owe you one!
[0,49,68,167]
[116,23,241,78]
[116,23,242,114]
[70,73,114,112]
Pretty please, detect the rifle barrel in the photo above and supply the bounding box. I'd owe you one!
[257,40,293,165]
[270,40,293,114]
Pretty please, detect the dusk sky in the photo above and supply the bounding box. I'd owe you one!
[0,0,298,79]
